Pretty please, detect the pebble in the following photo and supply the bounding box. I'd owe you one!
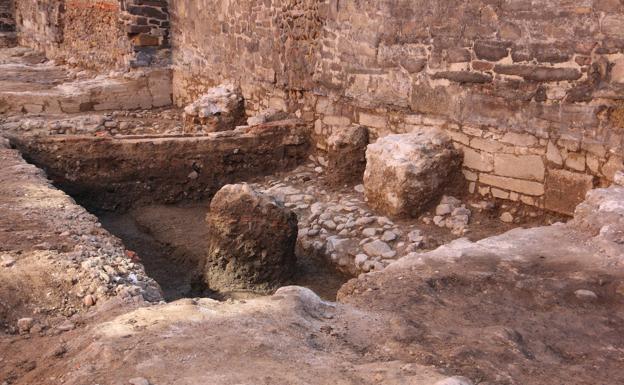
[574,289,598,301]
[1,256,15,267]
[83,294,96,307]
[57,320,75,332]
[500,212,514,223]
[436,203,453,216]
[381,230,397,242]
[128,378,151,385]
[354,184,365,193]
[354,254,369,267]
[362,228,378,237]
[17,318,34,333]
[434,377,474,385]
[363,240,392,257]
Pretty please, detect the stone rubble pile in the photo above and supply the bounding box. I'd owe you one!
[432,195,472,235]
[183,84,245,133]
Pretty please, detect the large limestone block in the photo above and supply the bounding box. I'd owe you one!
[364,130,461,218]
[204,183,298,293]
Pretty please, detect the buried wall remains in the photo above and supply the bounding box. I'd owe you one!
[171,0,624,215]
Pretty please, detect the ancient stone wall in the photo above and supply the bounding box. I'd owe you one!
[14,0,170,69]
[171,0,624,215]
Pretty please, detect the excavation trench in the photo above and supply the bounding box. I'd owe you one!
[98,201,349,301]
[8,124,350,301]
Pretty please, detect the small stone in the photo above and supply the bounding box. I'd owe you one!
[433,216,445,227]
[436,203,453,216]
[17,318,34,333]
[363,240,392,257]
[362,228,378,237]
[614,171,624,187]
[407,230,423,243]
[83,294,96,307]
[381,230,397,242]
[575,289,598,301]
[355,217,375,226]
[1,256,15,267]
[128,378,150,385]
[323,220,337,230]
[354,184,365,193]
[57,320,75,332]
[434,377,474,385]
[188,170,199,180]
[500,212,514,223]
[354,254,369,267]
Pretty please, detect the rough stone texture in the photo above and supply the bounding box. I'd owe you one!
[325,125,369,187]
[0,144,162,326]
[14,0,169,70]
[183,84,246,133]
[545,169,595,215]
[9,120,310,211]
[363,129,461,218]
[169,0,624,214]
[205,184,298,293]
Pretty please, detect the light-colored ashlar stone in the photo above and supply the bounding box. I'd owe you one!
[479,174,545,196]
[494,154,545,181]
[463,147,494,172]
[565,152,586,172]
[546,141,563,166]
[204,183,298,293]
[364,129,461,218]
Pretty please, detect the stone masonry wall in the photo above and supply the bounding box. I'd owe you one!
[171,0,624,215]
[14,0,170,69]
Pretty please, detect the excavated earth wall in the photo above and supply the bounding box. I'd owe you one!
[171,0,624,215]
[8,120,310,211]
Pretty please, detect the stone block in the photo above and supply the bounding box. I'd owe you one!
[545,170,594,215]
[479,174,545,196]
[494,154,545,181]
[463,147,494,172]
[364,129,461,218]
[325,125,369,186]
[204,184,298,293]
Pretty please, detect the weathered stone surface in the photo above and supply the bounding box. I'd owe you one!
[204,183,298,293]
[545,169,594,216]
[479,174,545,196]
[364,129,461,218]
[494,154,545,181]
[493,65,582,82]
[183,84,245,132]
[325,125,369,186]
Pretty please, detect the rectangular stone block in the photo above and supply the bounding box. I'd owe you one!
[479,173,545,196]
[545,169,594,215]
[494,154,545,181]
